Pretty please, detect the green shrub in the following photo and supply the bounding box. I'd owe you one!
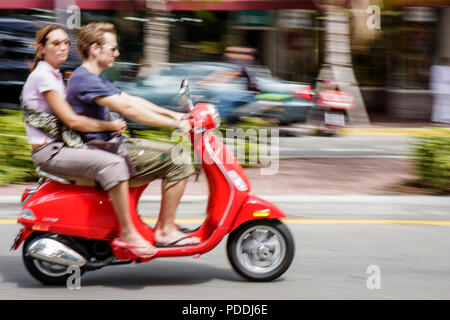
[129,119,270,168]
[412,129,450,194]
[0,110,38,185]
[0,111,270,185]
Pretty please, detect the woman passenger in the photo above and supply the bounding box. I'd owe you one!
[21,24,156,259]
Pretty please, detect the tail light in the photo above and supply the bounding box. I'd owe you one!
[293,86,314,100]
[319,91,356,109]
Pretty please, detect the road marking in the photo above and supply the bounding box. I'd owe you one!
[2,219,450,226]
[282,219,450,226]
[0,219,17,224]
[338,127,450,137]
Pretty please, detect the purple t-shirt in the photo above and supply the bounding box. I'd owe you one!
[66,66,121,141]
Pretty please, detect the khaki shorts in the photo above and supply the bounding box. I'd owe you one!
[124,138,195,183]
[32,142,130,191]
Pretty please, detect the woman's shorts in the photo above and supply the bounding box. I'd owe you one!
[32,142,130,191]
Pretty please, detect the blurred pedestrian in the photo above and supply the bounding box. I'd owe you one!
[223,47,259,92]
[430,57,450,124]
[197,46,259,123]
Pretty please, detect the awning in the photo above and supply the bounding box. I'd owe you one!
[0,0,145,10]
[1,0,447,11]
[0,0,317,11]
[167,0,319,11]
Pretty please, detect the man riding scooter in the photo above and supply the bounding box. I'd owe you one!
[65,22,200,253]
[12,23,295,285]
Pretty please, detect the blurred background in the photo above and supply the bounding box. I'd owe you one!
[0,0,449,193]
[0,0,449,120]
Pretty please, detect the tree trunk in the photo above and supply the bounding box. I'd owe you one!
[317,2,371,125]
[140,0,170,77]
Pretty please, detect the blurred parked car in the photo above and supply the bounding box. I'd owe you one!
[115,61,315,129]
[0,18,81,108]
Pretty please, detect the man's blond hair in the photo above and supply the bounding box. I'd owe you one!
[77,22,116,59]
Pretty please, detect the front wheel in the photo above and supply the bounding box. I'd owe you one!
[227,220,295,282]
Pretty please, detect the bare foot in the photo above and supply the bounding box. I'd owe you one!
[118,232,157,257]
[154,228,200,246]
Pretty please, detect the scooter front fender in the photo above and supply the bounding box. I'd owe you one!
[229,195,286,233]
[10,226,34,251]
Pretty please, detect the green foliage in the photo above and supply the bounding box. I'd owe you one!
[412,129,450,194]
[129,118,271,168]
[0,111,271,185]
[0,110,38,185]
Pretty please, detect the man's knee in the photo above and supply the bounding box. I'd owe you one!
[97,156,129,190]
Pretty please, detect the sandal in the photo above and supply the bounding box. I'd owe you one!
[155,235,200,248]
[111,238,157,259]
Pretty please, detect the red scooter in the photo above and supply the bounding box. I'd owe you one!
[11,80,295,284]
[300,80,356,136]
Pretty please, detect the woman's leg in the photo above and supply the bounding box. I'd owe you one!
[36,145,156,255]
[107,180,156,254]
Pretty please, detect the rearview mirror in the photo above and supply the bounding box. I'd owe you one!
[178,79,190,108]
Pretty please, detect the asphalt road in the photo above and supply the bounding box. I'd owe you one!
[1,196,450,300]
[0,134,446,301]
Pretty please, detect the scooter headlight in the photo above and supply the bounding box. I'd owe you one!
[192,103,221,133]
[20,209,36,221]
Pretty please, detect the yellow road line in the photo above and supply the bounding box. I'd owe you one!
[0,219,17,224]
[338,127,450,137]
[2,219,450,226]
[282,219,450,226]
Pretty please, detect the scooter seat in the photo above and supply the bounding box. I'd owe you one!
[37,167,154,188]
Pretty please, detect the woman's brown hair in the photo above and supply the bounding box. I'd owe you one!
[30,24,66,72]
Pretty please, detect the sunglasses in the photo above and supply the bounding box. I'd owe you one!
[100,44,119,54]
[47,39,71,49]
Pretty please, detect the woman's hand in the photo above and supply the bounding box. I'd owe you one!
[173,112,189,122]
[176,119,192,134]
[110,119,127,135]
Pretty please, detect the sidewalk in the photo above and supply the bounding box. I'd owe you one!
[0,158,425,200]
[338,118,450,136]
[0,119,448,202]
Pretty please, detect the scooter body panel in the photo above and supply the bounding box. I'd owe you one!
[14,122,285,264]
[229,195,286,233]
[20,181,119,239]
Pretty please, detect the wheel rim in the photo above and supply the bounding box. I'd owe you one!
[32,259,67,277]
[235,225,286,275]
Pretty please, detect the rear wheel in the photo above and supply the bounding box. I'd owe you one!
[22,233,87,285]
[227,220,295,282]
